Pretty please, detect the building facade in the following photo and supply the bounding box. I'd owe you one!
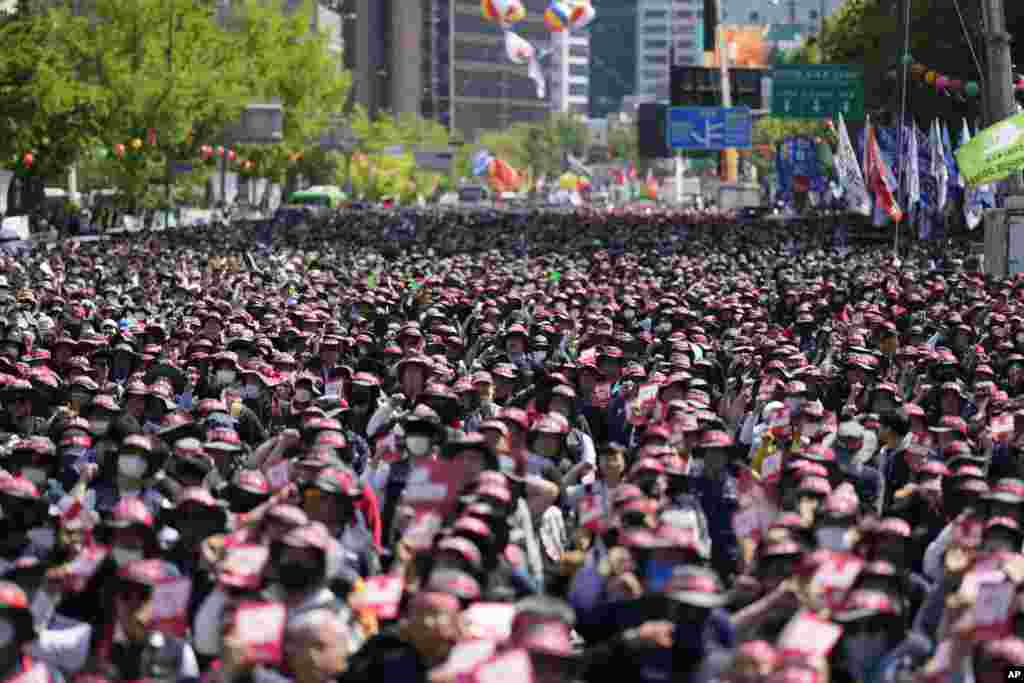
[635,0,705,101]
[588,0,636,119]
[720,0,844,29]
[549,30,590,115]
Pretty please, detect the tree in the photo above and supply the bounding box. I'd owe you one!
[2,0,350,209]
[812,0,993,125]
[0,7,107,205]
[607,124,638,165]
[473,113,591,181]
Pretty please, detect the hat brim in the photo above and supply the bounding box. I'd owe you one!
[667,589,730,608]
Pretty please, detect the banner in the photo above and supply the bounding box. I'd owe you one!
[956,112,1024,186]
[833,113,870,216]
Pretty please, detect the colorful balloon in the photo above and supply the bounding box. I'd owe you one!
[504,30,535,65]
[21,153,33,168]
[935,75,949,90]
[544,1,571,31]
[965,81,980,97]
[568,1,595,30]
[114,143,126,158]
[482,0,525,25]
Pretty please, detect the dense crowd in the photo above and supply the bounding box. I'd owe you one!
[0,208,1006,683]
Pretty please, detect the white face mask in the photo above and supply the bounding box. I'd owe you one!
[241,384,261,400]
[215,369,237,385]
[815,526,850,551]
[499,455,516,473]
[118,454,148,479]
[111,546,144,565]
[21,467,47,486]
[405,435,432,456]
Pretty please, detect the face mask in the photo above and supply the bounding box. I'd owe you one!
[842,633,889,672]
[276,563,319,592]
[815,526,850,551]
[623,310,635,321]
[20,467,47,486]
[91,419,111,437]
[499,455,516,473]
[532,351,548,364]
[118,454,148,479]
[406,435,432,456]
[215,369,237,385]
[509,351,526,365]
[112,545,144,565]
[241,384,261,400]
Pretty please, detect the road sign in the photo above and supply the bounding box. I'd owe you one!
[770,64,865,120]
[666,107,753,151]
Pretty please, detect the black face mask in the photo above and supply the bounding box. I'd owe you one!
[275,561,322,592]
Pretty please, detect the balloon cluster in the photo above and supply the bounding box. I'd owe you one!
[544,0,594,32]
[904,55,980,97]
[481,0,525,26]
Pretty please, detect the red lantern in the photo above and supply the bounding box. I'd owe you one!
[199,145,213,161]
[227,149,237,162]
[147,128,157,146]
[216,146,225,157]
[114,143,126,158]
[21,152,33,168]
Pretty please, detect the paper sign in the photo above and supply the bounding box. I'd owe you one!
[973,581,1014,639]
[149,577,192,636]
[233,601,287,666]
[266,460,290,490]
[434,640,497,678]
[777,610,843,658]
[219,544,270,590]
[472,649,533,683]
[349,575,405,620]
[460,603,517,642]
[401,459,471,521]
[809,553,864,609]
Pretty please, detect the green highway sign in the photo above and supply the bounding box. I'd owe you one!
[770,64,865,120]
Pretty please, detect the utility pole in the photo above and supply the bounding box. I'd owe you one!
[982,0,1023,193]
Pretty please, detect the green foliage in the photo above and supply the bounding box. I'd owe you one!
[473,113,591,179]
[1,0,350,209]
[753,117,830,148]
[607,124,638,164]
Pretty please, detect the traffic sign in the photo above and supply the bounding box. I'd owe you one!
[770,64,865,120]
[666,107,753,151]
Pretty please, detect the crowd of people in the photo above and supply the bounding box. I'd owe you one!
[0,207,1005,683]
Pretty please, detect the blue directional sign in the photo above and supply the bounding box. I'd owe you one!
[667,106,753,151]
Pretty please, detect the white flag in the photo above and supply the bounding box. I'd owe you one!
[906,122,920,207]
[929,120,948,211]
[834,113,871,216]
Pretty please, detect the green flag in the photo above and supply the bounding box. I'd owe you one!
[548,270,561,282]
[367,272,378,289]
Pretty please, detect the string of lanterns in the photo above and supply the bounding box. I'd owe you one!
[902,54,982,97]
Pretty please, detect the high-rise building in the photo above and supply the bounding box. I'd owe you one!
[549,30,590,115]
[588,0,636,119]
[635,0,705,101]
[721,0,844,29]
